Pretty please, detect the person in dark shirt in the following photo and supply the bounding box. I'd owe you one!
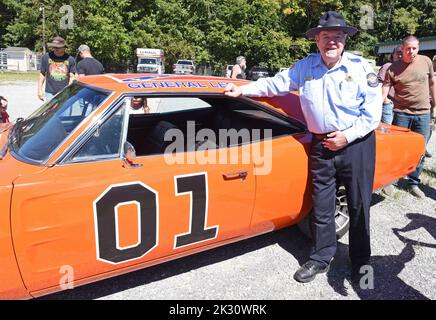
[76,44,104,77]
[38,36,76,101]
[0,96,9,123]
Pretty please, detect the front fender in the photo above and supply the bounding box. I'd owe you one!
[0,184,30,299]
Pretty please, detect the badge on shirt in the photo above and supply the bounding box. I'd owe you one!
[345,74,353,82]
[367,73,378,87]
[304,76,313,81]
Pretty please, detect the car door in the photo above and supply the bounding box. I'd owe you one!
[11,98,255,295]
[232,97,313,234]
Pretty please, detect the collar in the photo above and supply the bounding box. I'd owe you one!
[313,53,348,71]
[328,52,352,73]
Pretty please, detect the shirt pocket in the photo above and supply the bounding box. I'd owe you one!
[338,80,360,108]
[302,79,318,102]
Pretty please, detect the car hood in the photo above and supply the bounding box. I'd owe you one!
[0,125,48,187]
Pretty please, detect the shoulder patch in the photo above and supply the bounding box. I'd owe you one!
[367,73,378,87]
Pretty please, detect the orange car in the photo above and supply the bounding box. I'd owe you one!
[0,74,425,299]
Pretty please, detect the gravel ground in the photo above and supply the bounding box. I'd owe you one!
[1,80,435,300]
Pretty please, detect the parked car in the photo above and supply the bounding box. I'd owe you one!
[225,64,233,78]
[248,66,270,80]
[0,74,425,298]
[173,59,195,75]
[276,67,289,75]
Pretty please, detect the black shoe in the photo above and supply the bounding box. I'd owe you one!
[293,261,330,283]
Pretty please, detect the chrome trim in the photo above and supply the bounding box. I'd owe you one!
[9,150,44,166]
[121,140,142,168]
[64,153,120,165]
[56,97,125,165]
[44,89,115,166]
[120,98,131,151]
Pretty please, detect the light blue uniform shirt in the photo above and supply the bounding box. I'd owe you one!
[241,52,382,143]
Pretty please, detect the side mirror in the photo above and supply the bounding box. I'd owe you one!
[122,141,143,168]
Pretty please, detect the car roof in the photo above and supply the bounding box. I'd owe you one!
[77,74,306,125]
[79,74,247,93]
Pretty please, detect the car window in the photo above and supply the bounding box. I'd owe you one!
[126,96,304,157]
[128,97,211,114]
[61,95,304,163]
[69,107,124,162]
[153,97,211,113]
[139,58,156,65]
[10,83,109,163]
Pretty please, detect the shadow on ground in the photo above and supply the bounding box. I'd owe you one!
[41,226,311,300]
[395,176,436,201]
[326,213,435,300]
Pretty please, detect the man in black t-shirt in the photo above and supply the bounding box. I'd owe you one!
[38,36,76,101]
[76,44,104,77]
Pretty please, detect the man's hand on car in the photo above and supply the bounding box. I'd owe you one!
[224,83,243,98]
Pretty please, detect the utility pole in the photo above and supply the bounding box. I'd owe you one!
[40,5,46,54]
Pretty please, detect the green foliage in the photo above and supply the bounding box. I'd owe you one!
[0,0,434,73]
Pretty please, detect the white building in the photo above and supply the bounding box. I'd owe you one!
[0,50,7,70]
[2,47,37,71]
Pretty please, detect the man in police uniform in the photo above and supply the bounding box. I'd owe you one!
[225,11,381,283]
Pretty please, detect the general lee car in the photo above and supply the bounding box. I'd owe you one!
[0,74,425,299]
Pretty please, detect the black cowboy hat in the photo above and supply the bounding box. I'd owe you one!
[306,11,358,38]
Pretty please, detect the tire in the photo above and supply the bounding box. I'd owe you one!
[298,186,350,240]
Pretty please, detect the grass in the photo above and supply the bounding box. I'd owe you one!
[0,71,39,81]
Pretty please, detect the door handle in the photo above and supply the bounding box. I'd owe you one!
[223,171,248,181]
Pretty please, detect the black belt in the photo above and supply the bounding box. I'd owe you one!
[312,132,332,140]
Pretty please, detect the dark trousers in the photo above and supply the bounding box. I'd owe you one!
[309,131,375,267]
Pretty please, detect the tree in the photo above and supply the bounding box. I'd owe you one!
[1,0,435,72]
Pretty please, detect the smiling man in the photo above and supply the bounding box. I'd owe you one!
[225,11,381,284]
[382,36,436,198]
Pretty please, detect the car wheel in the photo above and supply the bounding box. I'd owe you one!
[297,186,350,240]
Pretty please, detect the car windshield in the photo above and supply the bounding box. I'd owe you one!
[178,60,192,65]
[9,83,109,164]
[139,58,157,65]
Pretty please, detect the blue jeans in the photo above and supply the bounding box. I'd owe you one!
[392,112,430,186]
[45,92,54,101]
[381,101,393,124]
